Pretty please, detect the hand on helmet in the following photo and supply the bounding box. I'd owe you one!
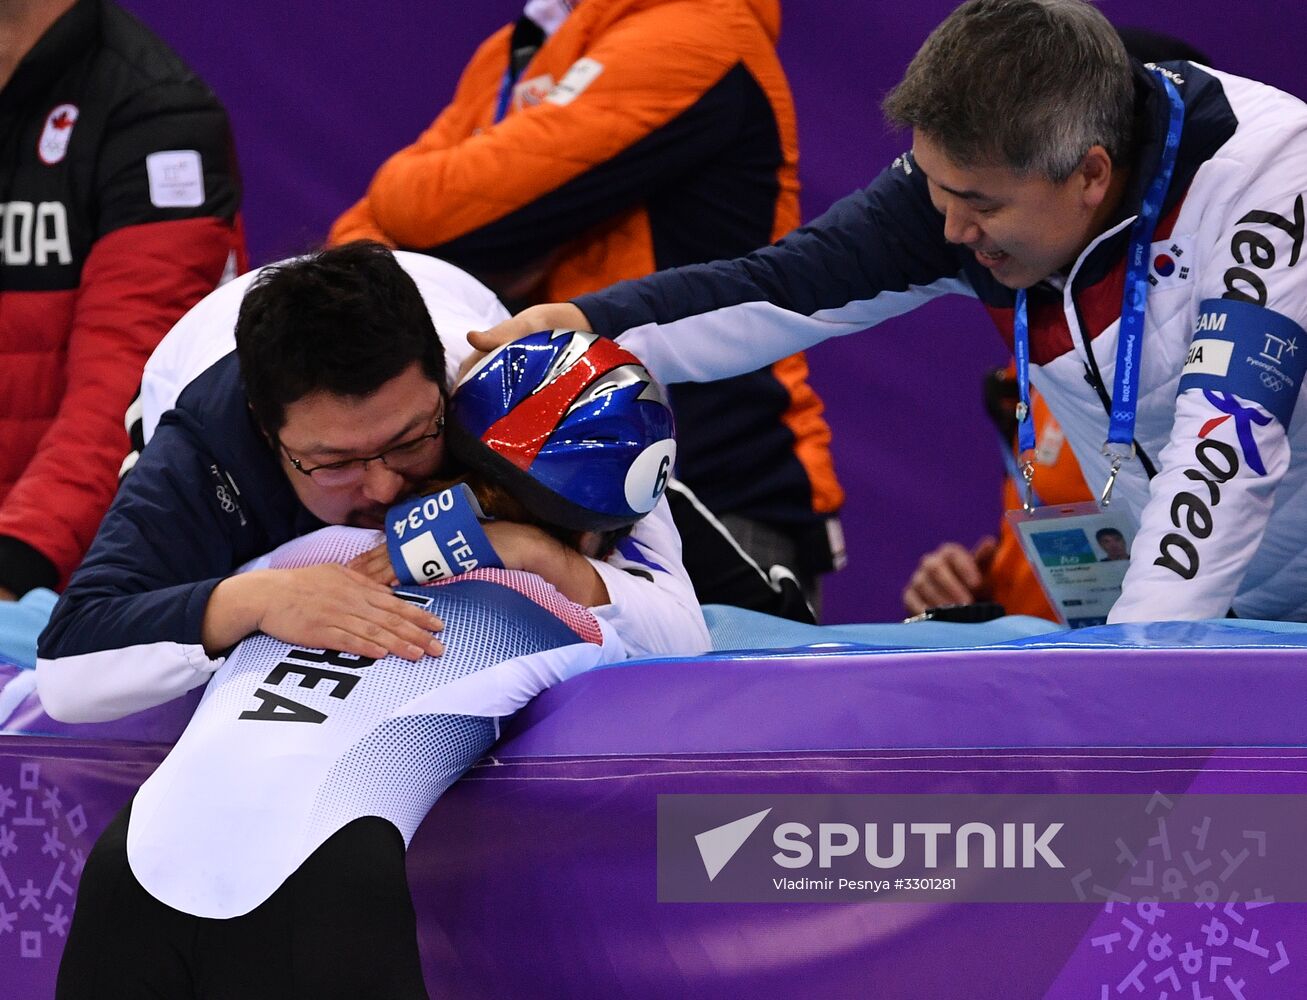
[462,302,591,380]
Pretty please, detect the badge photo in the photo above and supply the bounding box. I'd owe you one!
[1006,502,1136,628]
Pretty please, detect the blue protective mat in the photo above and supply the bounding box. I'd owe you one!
[701,605,1307,656]
[0,587,57,669]
[702,604,1060,653]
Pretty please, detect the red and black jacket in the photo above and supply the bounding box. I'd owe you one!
[0,0,245,595]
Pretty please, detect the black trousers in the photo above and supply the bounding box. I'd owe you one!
[57,804,429,1000]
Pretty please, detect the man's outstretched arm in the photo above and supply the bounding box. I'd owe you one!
[466,157,973,382]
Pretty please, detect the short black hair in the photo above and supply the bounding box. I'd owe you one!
[235,241,446,435]
[1096,527,1125,542]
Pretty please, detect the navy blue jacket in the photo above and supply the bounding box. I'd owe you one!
[40,354,322,661]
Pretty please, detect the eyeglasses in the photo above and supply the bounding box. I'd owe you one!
[281,414,445,486]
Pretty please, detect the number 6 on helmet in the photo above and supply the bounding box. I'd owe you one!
[450,329,677,532]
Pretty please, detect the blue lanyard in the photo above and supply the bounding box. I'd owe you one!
[494,67,517,123]
[999,437,1042,508]
[1013,70,1185,507]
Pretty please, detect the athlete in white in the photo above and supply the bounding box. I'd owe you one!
[128,524,621,918]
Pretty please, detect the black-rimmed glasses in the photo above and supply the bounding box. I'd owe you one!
[281,415,445,486]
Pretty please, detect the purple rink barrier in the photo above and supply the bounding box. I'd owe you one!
[413,750,1305,999]
[3,623,1307,998]
[0,735,169,997]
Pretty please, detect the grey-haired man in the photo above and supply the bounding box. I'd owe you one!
[473,0,1307,626]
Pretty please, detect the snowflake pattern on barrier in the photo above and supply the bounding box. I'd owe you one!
[1073,793,1291,998]
[0,760,90,962]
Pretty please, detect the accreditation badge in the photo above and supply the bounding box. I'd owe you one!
[1005,501,1136,628]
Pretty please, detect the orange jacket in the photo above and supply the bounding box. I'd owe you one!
[332,0,842,562]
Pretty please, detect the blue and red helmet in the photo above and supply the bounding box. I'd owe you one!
[449,330,677,532]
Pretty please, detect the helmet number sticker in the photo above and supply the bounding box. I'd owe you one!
[625,440,677,514]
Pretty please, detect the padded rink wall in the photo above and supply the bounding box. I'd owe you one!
[115,0,1307,624]
[3,617,1306,997]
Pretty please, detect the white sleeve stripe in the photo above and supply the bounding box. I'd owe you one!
[617,276,973,385]
[124,394,143,434]
[36,641,221,723]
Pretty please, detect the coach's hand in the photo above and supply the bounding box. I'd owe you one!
[346,543,398,586]
[346,524,609,608]
[483,521,609,607]
[202,564,444,660]
[461,302,592,380]
[901,537,997,616]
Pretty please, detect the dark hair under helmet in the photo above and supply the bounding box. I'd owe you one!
[449,330,677,532]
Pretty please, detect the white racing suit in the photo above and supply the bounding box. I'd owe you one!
[127,526,621,917]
